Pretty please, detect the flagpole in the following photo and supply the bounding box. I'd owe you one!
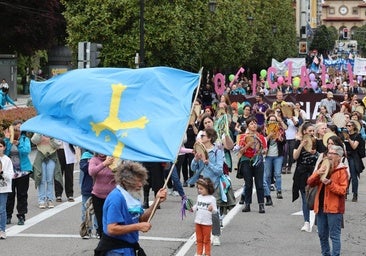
[148,67,204,223]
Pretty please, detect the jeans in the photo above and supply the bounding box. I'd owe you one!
[317,210,342,256]
[169,166,185,197]
[264,156,283,196]
[300,190,310,222]
[240,160,264,204]
[0,193,8,232]
[212,211,221,236]
[38,159,56,203]
[348,157,358,195]
[81,195,98,232]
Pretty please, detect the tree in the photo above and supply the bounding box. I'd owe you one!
[0,0,66,55]
[353,25,366,57]
[309,25,335,56]
[61,0,297,72]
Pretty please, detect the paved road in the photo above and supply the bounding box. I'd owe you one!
[2,149,366,255]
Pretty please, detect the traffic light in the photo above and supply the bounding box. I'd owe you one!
[90,43,103,68]
[343,28,348,39]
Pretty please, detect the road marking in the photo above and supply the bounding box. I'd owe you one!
[176,187,245,256]
[291,210,316,231]
[12,233,188,242]
[6,196,82,236]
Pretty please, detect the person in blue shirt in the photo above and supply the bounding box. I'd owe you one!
[94,161,167,256]
[4,121,32,226]
[0,84,17,109]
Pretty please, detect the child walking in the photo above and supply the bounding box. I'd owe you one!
[192,178,217,256]
[0,138,14,239]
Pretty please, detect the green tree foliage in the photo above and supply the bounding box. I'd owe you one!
[353,25,366,57]
[309,25,335,56]
[61,0,297,72]
[0,0,66,55]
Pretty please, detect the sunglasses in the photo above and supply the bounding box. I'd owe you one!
[346,124,353,127]
[200,134,207,138]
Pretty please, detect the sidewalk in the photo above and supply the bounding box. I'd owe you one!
[13,94,31,108]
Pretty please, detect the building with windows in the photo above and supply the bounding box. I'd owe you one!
[321,0,366,39]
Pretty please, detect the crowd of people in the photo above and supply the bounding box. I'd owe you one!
[0,71,365,256]
[190,71,365,255]
[0,123,76,240]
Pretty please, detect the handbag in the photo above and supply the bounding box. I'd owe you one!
[305,185,317,210]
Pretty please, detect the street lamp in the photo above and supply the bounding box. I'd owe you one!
[208,0,217,13]
[272,25,277,34]
[139,0,145,68]
[247,16,254,25]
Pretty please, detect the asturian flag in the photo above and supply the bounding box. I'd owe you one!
[21,67,200,162]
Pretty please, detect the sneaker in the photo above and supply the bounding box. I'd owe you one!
[68,197,75,202]
[183,181,188,187]
[301,221,312,232]
[0,231,7,239]
[172,191,179,197]
[6,217,11,225]
[48,201,55,208]
[168,188,173,195]
[56,196,62,202]
[39,202,47,209]
[212,235,221,246]
[17,216,25,225]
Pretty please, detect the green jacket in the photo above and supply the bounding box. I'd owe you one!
[31,150,63,189]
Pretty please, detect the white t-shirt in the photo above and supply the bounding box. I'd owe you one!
[192,194,217,225]
[0,155,14,193]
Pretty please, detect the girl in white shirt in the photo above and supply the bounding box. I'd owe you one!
[192,178,217,256]
[0,138,14,239]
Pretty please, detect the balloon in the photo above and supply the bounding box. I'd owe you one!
[229,74,235,82]
[277,76,284,85]
[309,73,316,81]
[293,77,300,88]
[311,81,318,90]
[357,75,362,83]
[260,69,267,78]
[285,70,289,77]
[325,74,329,80]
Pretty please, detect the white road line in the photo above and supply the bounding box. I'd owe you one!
[12,233,188,242]
[6,196,82,236]
[176,187,245,256]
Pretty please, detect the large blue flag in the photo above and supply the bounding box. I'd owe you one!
[21,67,200,162]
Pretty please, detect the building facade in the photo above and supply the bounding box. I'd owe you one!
[321,0,366,39]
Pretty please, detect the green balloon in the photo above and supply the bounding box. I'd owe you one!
[229,74,235,82]
[293,77,300,88]
[260,69,267,78]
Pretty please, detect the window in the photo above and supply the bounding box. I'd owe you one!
[329,7,335,14]
[352,7,358,15]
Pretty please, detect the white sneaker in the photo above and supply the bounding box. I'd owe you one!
[172,191,179,197]
[212,235,221,246]
[48,201,55,208]
[300,221,312,232]
[39,202,46,209]
[168,188,173,195]
[0,231,7,239]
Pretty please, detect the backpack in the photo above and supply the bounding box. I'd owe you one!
[305,185,318,211]
[79,197,94,237]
